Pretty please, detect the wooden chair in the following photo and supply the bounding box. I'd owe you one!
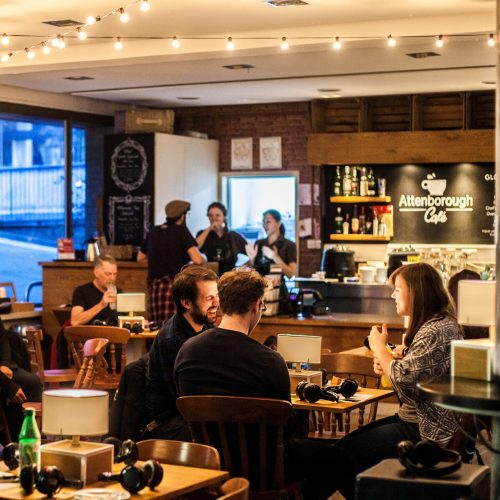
[320,352,382,436]
[137,439,221,469]
[64,326,130,390]
[24,328,77,387]
[218,477,250,500]
[177,395,303,499]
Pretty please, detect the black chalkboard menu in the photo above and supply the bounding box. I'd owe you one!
[104,134,155,246]
[323,163,495,245]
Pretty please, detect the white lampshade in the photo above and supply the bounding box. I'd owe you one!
[277,334,322,364]
[42,389,109,437]
[457,280,496,327]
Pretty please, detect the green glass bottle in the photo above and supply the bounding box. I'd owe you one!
[19,407,41,470]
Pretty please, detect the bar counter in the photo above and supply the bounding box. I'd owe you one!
[252,313,405,352]
[40,260,148,338]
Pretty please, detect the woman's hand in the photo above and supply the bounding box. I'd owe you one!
[245,243,258,263]
[373,356,384,376]
[392,344,405,359]
[368,324,388,354]
[262,245,277,262]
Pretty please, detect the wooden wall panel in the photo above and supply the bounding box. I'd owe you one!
[308,129,494,165]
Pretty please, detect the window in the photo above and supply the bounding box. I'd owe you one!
[0,116,86,301]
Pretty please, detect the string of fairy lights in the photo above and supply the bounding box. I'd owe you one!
[0,0,497,63]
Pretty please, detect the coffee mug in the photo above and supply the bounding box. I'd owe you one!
[421,178,446,196]
[376,267,388,283]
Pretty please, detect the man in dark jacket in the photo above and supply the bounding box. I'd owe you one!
[146,265,218,440]
[0,320,42,439]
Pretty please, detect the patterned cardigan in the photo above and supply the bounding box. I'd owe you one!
[389,316,463,446]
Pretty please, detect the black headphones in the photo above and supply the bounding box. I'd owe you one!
[98,461,163,493]
[296,381,339,403]
[122,321,144,334]
[20,464,82,497]
[397,440,462,478]
[325,378,359,399]
[103,437,139,464]
[2,442,19,470]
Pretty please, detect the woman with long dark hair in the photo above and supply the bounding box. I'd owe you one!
[333,263,463,499]
[246,209,297,278]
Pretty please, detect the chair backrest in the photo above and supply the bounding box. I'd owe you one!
[321,353,380,389]
[218,477,250,500]
[64,326,130,388]
[137,439,221,470]
[24,328,46,384]
[74,338,109,389]
[177,396,292,493]
[0,281,16,301]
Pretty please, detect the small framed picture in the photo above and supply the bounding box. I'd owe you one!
[259,136,282,169]
[231,138,253,170]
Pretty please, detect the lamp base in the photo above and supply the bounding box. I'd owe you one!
[41,440,113,486]
[288,369,322,392]
[451,339,494,382]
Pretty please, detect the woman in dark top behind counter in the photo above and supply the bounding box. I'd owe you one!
[196,202,247,275]
[247,209,297,278]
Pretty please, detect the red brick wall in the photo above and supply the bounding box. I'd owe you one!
[174,102,322,276]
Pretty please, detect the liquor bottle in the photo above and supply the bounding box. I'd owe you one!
[372,208,379,235]
[351,205,359,234]
[378,215,388,236]
[365,207,373,234]
[343,213,350,234]
[351,167,359,196]
[107,281,117,310]
[333,166,342,196]
[19,407,41,471]
[342,166,352,197]
[334,207,343,234]
[367,168,376,196]
[359,206,366,234]
[359,167,368,197]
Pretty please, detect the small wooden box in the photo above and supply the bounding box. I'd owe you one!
[451,339,494,382]
[11,302,35,312]
[115,109,174,134]
[289,370,323,393]
[41,440,113,486]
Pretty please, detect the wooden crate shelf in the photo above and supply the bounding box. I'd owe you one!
[329,196,392,203]
[329,234,391,242]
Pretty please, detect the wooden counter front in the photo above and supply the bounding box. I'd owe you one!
[252,313,405,352]
[40,261,148,338]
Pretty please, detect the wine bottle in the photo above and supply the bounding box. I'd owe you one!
[333,166,342,196]
[334,207,343,234]
[351,167,359,196]
[360,167,368,197]
[343,213,350,234]
[351,204,359,234]
[342,166,352,197]
[368,168,376,196]
[359,206,366,234]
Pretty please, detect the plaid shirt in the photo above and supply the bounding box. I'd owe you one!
[146,312,209,424]
[147,276,176,327]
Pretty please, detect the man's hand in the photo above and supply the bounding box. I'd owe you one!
[11,387,27,404]
[101,289,116,307]
[0,366,13,379]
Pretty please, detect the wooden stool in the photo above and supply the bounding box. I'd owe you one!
[356,458,490,500]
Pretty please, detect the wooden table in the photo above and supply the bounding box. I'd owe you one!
[126,331,157,363]
[0,462,229,499]
[0,310,42,330]
[291,386,394,437]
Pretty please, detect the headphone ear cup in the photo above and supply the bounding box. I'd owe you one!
[36,466,65,497]
[143,460,164,490]
[397,440,416,470]
[120,464,148,493]
[303,383,322,403]
[413,440,443,468]
[102,436,123,462]
[121,439,139,465]
[296,380,308,400]
[20,464,37,494]
[2,442,19,470]
[339,378,358,398]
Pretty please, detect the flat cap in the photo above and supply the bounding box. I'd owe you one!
[165,199,190,218]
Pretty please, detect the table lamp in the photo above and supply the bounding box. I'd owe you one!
[41,389,113,485]
[452,280,496,382]
[277,334,323,391]
[117,292,146,329]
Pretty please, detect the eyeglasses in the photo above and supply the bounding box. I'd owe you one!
[260,299,267,312]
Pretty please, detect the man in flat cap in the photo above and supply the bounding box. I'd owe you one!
[138,200,206,326]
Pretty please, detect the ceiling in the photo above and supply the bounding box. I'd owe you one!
[0,0,496,108]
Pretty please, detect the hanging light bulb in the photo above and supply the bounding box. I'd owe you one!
[435,35,444,48]
[171,36,180,48]
[1,34,9,46]
[114,37,123,50]
[51,37,60,48]
[77,28,88,41]
[86,15,97,25]
[487,34,496,47]
[226,36,235,50]
[119,8,130,23]
[1,53,11,62]
[58,36,66,49]
[41,42,51,54]
[332,36,341,50]
[281,36,289,50]
[387,34,396,47]
[25,48,35,59]
[140,0,151,12]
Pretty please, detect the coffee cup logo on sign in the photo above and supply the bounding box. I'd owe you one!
[421,174,447,196]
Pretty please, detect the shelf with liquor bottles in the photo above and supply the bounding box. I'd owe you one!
[326,165,393,243]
